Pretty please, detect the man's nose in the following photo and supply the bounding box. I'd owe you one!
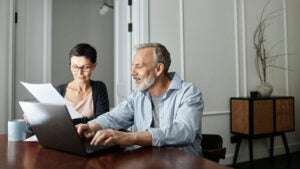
[130,69,136,76]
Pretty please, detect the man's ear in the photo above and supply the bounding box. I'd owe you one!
[155,63,164,76]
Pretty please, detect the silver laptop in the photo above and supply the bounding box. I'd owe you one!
[19,101,118,156]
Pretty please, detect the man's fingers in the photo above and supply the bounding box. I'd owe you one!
[76,124,84,136]
[85,132,95,139]
[103,137,113,146]
[91,131,106,146]
[76,124,91,137]
[91,131,101,145]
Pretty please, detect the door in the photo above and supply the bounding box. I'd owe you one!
[14,0,52,118]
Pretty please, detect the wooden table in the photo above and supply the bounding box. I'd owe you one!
[0,134,232,169]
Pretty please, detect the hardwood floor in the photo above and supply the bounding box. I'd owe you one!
[230,151,300,169]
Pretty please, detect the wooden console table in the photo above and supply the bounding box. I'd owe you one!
[230,96,295,166]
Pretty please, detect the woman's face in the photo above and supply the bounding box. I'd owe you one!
[69,56,96,84]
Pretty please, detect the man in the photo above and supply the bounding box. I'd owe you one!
[77,42,204,155]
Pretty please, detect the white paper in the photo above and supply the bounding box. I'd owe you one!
[20,81,82,119]
[23,135,38,142]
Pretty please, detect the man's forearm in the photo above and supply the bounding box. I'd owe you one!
[131,131,152,146]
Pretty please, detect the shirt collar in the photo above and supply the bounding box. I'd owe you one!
[167,72,182,90]
[138,72,182,97]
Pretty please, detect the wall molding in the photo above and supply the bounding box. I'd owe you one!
[234,0,248,97]
[0,0,14,133]
[203,110,230,116]
[234,0,240,97]
[179,0,185,79]
[240,0,248,97]
[282,0,289,95]
[43,0,52,83]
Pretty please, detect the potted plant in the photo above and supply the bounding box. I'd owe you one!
[253,0,287,97]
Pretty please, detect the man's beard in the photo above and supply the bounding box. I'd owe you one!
[136,72,155,92]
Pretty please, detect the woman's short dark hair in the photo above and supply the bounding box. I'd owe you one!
[69,43,97,63]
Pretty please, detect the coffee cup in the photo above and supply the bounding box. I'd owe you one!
[8,119,26,141]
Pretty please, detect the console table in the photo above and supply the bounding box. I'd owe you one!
[230,96,294,165]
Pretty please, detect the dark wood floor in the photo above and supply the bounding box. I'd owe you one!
[230,151,300,169]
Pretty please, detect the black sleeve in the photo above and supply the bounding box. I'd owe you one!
[86,80,110,122]
[55,83,67,96]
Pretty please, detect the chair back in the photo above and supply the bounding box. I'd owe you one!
[201,134,226,162]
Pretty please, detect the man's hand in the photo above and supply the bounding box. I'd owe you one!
[76,123,96,139]
[90,129,152,147]
[90,129,132,146]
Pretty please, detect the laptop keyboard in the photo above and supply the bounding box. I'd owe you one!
[84,142,106,153]
[82,138,107,153]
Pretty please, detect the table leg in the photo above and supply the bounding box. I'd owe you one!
[270,135,274,158]
[281,133,291,159]
[249,138,253,165]
[232,137,241,166]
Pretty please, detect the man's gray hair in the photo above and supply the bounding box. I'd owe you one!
[136,42,171,74]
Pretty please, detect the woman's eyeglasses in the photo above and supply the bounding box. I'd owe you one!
[70,65,93,72]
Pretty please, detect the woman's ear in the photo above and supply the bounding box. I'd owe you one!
[92,63,97,70]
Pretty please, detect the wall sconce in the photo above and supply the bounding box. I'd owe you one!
[99,0,114,15]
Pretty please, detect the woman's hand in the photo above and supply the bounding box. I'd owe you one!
[23,114,29,124]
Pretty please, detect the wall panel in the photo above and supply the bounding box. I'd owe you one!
[184,0,237,112]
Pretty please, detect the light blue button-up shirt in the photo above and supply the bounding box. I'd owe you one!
[90,72,204,155]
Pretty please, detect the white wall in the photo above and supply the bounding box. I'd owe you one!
[286,0,300,155]
[148,0,300,164]
[52,0,114,107]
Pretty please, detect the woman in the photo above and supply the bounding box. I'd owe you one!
[24,43,109,128]
[56,43,109,124]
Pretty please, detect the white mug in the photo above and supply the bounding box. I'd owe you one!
[8,119,26,141]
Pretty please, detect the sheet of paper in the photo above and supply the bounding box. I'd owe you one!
[20,81,82,119]
[23,135,38,142]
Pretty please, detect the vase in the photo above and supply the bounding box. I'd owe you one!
[256,82,273,98]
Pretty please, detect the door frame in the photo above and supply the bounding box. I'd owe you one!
[113,0,149,105]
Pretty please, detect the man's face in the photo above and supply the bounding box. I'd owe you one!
[131,48,156,92]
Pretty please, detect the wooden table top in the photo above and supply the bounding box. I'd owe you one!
[0,134,232,169]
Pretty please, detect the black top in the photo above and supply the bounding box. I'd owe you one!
[56,80,109,124]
